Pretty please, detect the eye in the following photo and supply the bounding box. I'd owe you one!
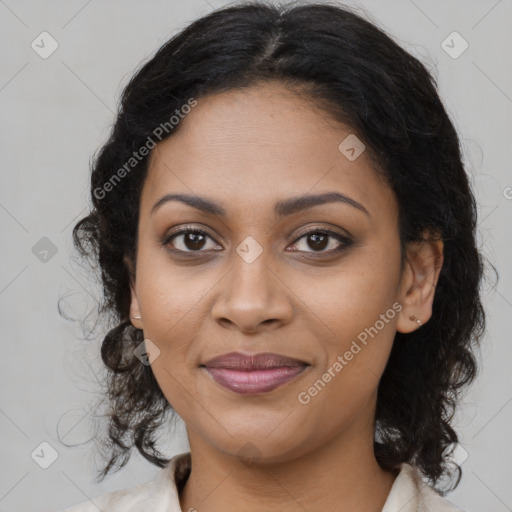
[288,229,352,254]
[163,226,352,255]
[163,226,222,253]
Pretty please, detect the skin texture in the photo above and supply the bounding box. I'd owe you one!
[126,83,444,512]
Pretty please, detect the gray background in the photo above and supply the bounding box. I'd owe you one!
[0,0,510,511]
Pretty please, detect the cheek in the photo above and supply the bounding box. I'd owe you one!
[133,256,204,394]
[292,248,401,339]
[136,245,215,334]
[291,245,401,395]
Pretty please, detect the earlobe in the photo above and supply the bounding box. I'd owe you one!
[396,233,444,334]
[123,255,143,329]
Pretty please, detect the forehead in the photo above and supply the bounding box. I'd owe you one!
[141,83,396,222]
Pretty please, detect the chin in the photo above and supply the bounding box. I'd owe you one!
[210,429,310,466]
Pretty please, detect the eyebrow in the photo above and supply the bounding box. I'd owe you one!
[150,191,370,218]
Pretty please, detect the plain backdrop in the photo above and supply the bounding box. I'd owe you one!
[0,1,511,511]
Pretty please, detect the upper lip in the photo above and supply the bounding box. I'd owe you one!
[201,352,309,370]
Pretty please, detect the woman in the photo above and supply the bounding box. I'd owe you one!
[63,1,486,511]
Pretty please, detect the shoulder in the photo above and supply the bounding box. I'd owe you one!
[388,463,466,512]
[59,477,162,512]
[59,453,190,512]
[418,483,465,512]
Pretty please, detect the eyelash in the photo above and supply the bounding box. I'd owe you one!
[162,225,353,256]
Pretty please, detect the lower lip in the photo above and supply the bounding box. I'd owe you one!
[204,366,308,394]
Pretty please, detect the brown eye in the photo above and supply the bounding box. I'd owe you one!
[164,228,221,253]
[305,232,329,251]
[289,229,352,254]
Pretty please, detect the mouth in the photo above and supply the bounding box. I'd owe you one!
[200,352,310,395]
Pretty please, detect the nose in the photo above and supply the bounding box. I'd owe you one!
[210,253,294,334]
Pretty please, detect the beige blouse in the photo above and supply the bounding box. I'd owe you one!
[61,452,464,511]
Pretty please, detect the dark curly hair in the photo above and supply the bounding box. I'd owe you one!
[67,0,488,495]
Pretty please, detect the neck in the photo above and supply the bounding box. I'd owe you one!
[178,412,398,512]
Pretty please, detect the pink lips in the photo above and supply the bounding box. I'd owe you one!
[201,352,309,395]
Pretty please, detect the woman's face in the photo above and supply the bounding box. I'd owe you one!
[128,82,418,462]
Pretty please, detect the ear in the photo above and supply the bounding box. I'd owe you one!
[124,255,143,330]
[396,231,444,333]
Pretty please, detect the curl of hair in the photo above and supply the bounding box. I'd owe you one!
[70,0,488,493]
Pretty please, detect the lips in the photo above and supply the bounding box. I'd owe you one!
[203,352,308,370]
[201,352,309,395]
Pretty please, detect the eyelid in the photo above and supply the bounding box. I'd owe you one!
[291,224,352,243]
